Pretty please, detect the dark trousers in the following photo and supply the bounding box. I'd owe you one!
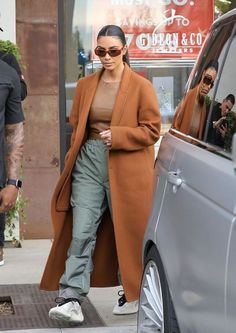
[0,213,5,247]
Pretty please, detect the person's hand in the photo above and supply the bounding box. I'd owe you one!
[0,185,18,213]
[214,116,226,129]
[213,117,228,138]
[100,130,112,147]
[218,122,227,138]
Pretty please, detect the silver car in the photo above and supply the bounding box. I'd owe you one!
[138,9,236,333]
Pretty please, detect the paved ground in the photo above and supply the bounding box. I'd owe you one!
[0,240,137,333]
[3,328,137,333]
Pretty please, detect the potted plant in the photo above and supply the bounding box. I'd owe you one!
[5,195,28,246]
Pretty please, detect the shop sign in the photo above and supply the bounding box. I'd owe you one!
[0,0,16,43]
[92,0,214,59]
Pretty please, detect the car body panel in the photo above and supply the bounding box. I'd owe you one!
[153,132,236,332]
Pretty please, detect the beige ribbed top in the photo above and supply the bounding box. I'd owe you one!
[88,78,120,139]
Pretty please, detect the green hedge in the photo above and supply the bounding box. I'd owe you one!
[0,40,21,61]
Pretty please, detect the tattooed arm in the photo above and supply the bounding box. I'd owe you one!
[5,122,24,179]
[0,122,24,213]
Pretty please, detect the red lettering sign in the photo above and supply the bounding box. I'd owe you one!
[92,0,214,59]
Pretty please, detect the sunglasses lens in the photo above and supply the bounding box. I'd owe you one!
[203,76,214,88]
[95,48,106,57]
[204,77,211,85]
[108,49,121,57]
[94,47,123,57]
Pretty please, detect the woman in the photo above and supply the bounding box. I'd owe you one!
[173,60,218,140]
[40,25,161,324]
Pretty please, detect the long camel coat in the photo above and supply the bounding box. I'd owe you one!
[173,84,207,140]
[40,63,161,301]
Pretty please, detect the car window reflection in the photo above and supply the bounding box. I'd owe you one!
[172,60,218,140]
[207,95,235,149]
[206,32,236,153]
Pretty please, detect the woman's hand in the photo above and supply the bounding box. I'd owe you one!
[100,130,112,147]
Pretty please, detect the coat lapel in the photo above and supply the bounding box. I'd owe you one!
[111,63,132,125]
[79,70,103,121]
[73,69,103,142]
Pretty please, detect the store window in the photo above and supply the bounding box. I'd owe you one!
[63,0,213,149]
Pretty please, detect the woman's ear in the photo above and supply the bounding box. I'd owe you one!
[123,45,128,55]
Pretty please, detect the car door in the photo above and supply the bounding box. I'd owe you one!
[158,133,236,332]
[155,19,236,333]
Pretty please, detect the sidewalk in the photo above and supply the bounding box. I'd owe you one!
[0,240,137,333]
[2,328,136,333]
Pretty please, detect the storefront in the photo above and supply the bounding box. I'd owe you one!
[62,0,214,156]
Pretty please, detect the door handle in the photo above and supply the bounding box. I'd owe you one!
[168,171,182,193]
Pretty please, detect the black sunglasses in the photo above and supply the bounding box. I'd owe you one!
[203,75,214,88]
[94,47,123,57]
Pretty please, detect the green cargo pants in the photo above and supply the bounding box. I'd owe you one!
[59,139,112,302]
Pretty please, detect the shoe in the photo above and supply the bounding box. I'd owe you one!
[0,247,4,266]
[49,297,84,323]
[113,291,139,315]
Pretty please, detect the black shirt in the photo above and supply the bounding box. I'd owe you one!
[0,51,27,101]
[207,102,225,147]
[0,59,25,186]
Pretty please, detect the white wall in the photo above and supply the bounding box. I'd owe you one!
[0,0,16,43]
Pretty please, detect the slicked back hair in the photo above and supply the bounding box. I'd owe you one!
[97,25,130,66]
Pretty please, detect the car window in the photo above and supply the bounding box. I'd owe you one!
[171,21,235,142]
[205,29,236,153]
[191,22,234,90]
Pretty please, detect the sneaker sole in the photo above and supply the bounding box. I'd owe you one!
[49,310,70,321]
[113,309,138,315]
[49,310,84,323]
[0,260,4,266]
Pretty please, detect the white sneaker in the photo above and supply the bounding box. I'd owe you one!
[113,293,139,315]
[49,298,84,323]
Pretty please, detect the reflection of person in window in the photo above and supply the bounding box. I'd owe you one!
[207,94,235,147]
[173,60,218,140]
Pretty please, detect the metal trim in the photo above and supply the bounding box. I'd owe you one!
[58,0,67,172]
[169,128,232,161]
